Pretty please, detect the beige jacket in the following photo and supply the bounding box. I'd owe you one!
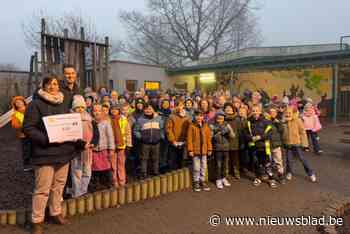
[282,117,309,147]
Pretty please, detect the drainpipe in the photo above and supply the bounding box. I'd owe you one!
[332,64,339,124]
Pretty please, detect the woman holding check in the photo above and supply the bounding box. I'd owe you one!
[23,75,86,234]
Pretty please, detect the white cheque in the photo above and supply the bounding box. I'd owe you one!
[43,113,83,143]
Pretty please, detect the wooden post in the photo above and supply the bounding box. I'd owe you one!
[41,18,46,75]
[92,43,97,90]
[105,37,110,90]
[80,27,86,89]
[28,54,34,96]
[332,64,339,124]
[110,188,118,207]
[34,52,39,88]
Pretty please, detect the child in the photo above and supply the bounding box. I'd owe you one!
[102,102,111,121]
[224,103,241,180]
[91,104,116,190]
[210,111,235,189]
[133,104,164,180]
[267,106,285,184]
[238,106,250,174]
[302,103,323,155]
[85,96,95,114]
[199,99,215,123]
[11,96,31,171]
[282,107,317,182]
[110,104,132,187]
[244,105,276,188]
[159,99,172,172]
[70,95,99,197]
[166,101,191,171]
[187,110,212,192]
[185,98,194,120]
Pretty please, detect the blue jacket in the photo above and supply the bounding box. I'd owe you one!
[133,114,165,144]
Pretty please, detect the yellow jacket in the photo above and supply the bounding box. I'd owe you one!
[118,116,132,150]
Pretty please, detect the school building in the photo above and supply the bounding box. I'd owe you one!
[166,44,350,122]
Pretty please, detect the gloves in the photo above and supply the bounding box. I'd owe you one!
[75,139,87,151]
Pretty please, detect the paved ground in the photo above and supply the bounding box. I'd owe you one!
[0,122,350,234]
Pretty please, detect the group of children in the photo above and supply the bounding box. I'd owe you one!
[11,88,323,195]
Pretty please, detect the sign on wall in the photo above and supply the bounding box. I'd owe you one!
[145,81,161,90]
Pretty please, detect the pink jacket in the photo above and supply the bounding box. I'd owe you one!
[302,113,322,132]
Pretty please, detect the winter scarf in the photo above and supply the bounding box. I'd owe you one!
[37,89,64,104]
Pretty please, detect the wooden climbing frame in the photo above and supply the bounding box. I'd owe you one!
[40,18,110,91]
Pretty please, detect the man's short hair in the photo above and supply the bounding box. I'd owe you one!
[63,64,75,71]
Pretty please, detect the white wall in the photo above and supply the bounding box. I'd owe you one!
[109,61,170,93]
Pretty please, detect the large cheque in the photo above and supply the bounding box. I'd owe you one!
[43,113,83,143]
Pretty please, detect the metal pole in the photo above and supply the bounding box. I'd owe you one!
[332,64,339,124]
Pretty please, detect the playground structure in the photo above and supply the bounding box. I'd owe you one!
[28,18,110,93]
[0,18,110,126]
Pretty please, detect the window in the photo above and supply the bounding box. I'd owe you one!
[126,80,138,92]
[174,82,187,90]
[144,81,161,90]
[109,80,114,90]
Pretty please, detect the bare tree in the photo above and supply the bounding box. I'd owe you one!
[119,0,261,66]
[22,9,101,50]
[210,8,262,57]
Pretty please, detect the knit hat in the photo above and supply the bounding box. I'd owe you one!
[282,96,289,104]
[135,98,145,106]
[72,95,86,110]
[306,97,313,104]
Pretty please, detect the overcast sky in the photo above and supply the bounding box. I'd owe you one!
[1,0,350,70]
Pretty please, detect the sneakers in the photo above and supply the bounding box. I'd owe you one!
[310,174,317,183]
[286,173,292,181]
[193,182,201,192]
[269,180,278,188]
[216,179,224,189]
[253,178,262,186]
[222,178,231,187]
[200,181,211,191]
[316,150,323,155]
[278,175,286,185]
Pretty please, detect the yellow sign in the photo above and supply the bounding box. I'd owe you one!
[199,73,216,83]
[145,81,160,90]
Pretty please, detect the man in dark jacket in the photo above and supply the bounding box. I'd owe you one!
[60,65,80,112]
[133,104,164,179]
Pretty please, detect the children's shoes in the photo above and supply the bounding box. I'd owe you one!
[216,179,224,189]
[222,178,231,187]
